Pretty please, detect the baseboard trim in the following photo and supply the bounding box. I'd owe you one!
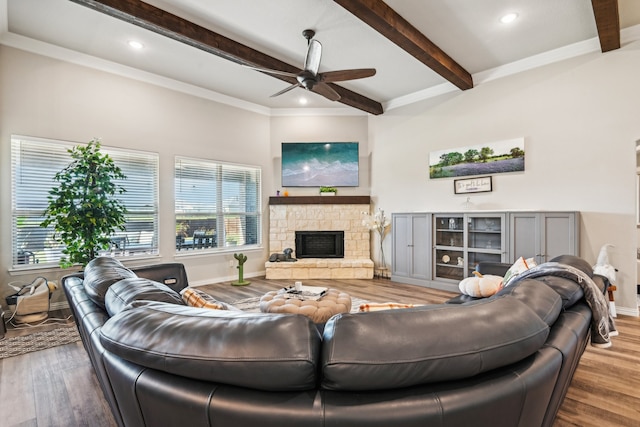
[188,270,266,287]
[615,305,639,317]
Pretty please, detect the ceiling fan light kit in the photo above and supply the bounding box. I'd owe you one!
[249,29,376,102]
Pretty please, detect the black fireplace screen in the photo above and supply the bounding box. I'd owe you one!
[295,231,344,258]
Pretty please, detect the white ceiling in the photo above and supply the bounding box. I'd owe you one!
[2,0,640,115]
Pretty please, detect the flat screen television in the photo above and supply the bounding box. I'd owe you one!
[281,142,359,187]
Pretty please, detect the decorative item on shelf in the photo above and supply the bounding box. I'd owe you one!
[320,186,337,196]
[276,190,280,196]
[463,196,473,210]
[362,208,391,278]
[283,189,289,197]
[231,253,250,286]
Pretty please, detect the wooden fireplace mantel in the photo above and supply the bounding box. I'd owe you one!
[268,196,371,205]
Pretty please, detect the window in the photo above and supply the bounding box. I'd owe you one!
[11,136,159,267]
[175,157,261,252]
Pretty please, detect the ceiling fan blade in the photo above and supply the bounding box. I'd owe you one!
[270,82,300,98]
[304,39,322,75]
[311,82,341,102]
[321,68,377,83]
[244,64,298,78]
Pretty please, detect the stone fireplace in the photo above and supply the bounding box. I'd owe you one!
[265,196,374,279]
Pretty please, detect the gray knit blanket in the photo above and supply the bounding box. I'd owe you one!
[505,262,617,348]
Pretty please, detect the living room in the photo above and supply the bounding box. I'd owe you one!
[1,1,640,426]
[2,2,640,316]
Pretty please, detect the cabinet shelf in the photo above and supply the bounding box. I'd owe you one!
[468,248,503,254]
[433,213,506,283]
[435,263,463,268]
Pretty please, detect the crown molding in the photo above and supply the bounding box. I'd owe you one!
[385,24,640,112]
[0,31,273,116]
[3,0,640,118]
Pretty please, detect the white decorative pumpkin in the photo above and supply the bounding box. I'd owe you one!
[458,272,503,298]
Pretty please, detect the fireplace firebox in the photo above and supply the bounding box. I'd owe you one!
[295,231,344,259]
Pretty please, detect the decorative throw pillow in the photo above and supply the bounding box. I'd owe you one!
[358,302,424,312]
[180,288,238,311]
[503,256,537,286]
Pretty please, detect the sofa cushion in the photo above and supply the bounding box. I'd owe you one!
[493,278,562,325]
[550,255,593,278]
[536,276,584,308]
[104,277,185,316]
[83,257,137,308]
[321,296,550,391]
[99,301,321,392]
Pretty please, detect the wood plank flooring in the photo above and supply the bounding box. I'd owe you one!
[1,277,638,426]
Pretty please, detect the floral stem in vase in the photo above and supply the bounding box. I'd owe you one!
[379,236,386,270]
[362,208,391,279]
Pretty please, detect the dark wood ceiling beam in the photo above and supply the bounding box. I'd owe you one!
[69,0,383,115]
[334,0,473,91]
[591,0,621,52]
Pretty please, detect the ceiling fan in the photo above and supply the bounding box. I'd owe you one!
[248,29,376,102]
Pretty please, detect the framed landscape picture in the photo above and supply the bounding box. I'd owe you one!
[281,142,359,187]
[429,138,525,179]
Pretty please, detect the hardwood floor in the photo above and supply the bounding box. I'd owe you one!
[1,277,638,426]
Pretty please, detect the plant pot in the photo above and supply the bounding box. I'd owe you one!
[320,192,336,196]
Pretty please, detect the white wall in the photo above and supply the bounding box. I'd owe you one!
[370,41,640,315]
[0,46,272,306]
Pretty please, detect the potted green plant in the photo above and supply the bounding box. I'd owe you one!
[320,186,337,196]
[41,139,127,268]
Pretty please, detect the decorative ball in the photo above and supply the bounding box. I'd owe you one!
[458,272,503,298]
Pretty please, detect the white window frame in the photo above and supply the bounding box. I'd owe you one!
[175,156,262,254]
[10,135,159,268]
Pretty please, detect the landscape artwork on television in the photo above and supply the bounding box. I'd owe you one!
[281,142,359,187]
[429,137,525,179]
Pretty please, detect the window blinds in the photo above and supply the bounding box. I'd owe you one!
[175,157,261,251]
[11,136,159,267]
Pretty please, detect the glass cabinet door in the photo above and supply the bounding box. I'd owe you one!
[433,215,464,281]
[466,214,506,276]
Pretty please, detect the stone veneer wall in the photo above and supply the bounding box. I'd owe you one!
[266,201,374,279]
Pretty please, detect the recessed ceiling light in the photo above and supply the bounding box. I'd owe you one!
[299,97,308,105]
[128,40,144,49]
[500,13,518,24]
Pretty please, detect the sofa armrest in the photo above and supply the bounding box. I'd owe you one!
[132,263,188,293]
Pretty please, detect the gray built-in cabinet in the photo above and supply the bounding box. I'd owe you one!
[390,213,431,286]
[509,212,579,265]
[391,211,579,292]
